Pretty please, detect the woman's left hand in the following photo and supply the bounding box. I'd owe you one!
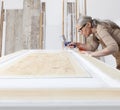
[80,51,93,56]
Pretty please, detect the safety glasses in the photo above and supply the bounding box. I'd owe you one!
[78,24,86,32]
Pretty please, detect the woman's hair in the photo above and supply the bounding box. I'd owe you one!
[77,16,92,27]
[99,20,120,29]
[77,15,120,29]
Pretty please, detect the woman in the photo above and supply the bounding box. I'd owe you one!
[70,16,120,70]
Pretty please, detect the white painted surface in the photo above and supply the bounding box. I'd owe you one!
[0,50,120,88]
[0,78,107,89]
[45,26,62,50]
[3,0,23,9]
[0,50,107,88]
[86,0,120,21]
[1,21,6,56]
[1,100,120,107]
[45,0,62,50]
[104,55,116,68]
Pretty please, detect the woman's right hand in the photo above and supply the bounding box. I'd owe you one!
[68,42,86,51]
[68,42,77,48]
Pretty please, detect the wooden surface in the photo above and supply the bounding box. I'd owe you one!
[0,51,90,77]
[5,10,23,55]
[5,0,41,55]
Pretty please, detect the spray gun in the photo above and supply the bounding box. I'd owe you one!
[61,35,76,48]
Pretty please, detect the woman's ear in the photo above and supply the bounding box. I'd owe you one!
[86,22,92,28]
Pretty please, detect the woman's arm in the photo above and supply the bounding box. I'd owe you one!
[93,25,119,57]
[90,48,114,57]
[75,35,99,51]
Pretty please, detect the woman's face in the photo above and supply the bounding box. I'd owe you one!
[77,22,92,37]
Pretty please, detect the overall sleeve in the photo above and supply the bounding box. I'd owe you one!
[97,25,119,53]
[91,25,119,57]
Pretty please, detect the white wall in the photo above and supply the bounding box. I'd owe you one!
[0,0,23,15]
[86,0,120,21]
[45,0,63,50]
[4,0,23,9]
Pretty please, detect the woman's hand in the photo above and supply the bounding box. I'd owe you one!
[68,42,87,51]
[80,51,93,56]
[76,43,86,51]
[68,42,77,48]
